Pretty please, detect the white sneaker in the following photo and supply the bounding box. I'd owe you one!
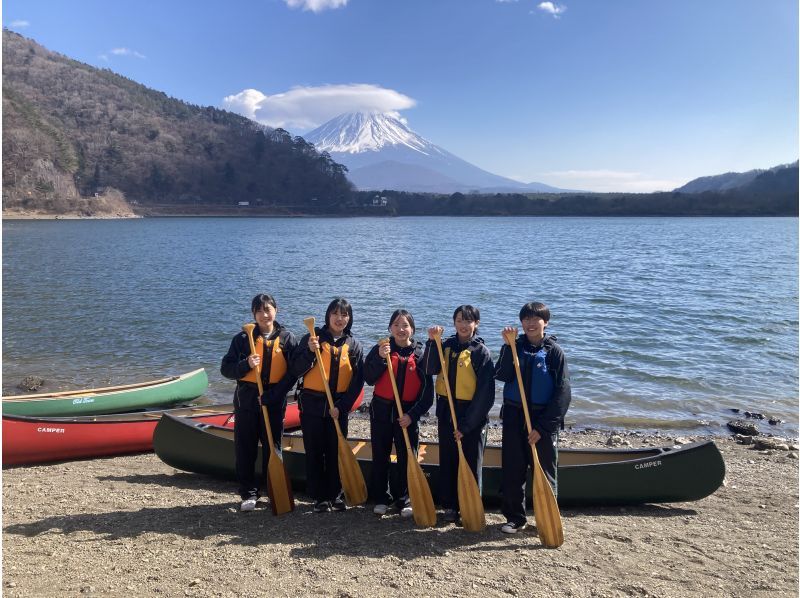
[400,505,413,519]
[373,504,389,515]
[501,521,526,534]
[240,497,257,512]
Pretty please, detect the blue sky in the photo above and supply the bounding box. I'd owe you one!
[4,0,798,192]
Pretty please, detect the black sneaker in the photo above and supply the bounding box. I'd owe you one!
[313,500,332,513]
[443,509,459,523]
[331,497,346,511]
[500,520,527,534]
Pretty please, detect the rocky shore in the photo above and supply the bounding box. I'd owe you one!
[3,424,798,597]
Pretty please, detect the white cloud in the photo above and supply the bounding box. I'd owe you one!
[110,47,146,59]
[283,0,348,12]
[544,169,680,192]
[222,84,416,132]
[537,2,566,18]
[9,20,30,28]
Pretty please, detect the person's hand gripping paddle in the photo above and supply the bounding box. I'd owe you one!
[242,323,294,515]
[431,330,486,532]
[303,317,367,506]
[504,328,564,548]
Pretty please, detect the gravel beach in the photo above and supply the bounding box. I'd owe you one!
[3,420,798,598]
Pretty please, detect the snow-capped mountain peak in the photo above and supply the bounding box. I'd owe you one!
[305,112,436,155]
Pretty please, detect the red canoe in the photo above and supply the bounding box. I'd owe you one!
[2,391,363,466]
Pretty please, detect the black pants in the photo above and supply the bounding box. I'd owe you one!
[436,397,485,512]
[501,403,558,525]
[234,398,285,500]
[369,397,419,506]
[300,410,349,503]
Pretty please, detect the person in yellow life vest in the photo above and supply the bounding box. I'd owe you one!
[289,297,365,513]
[419,305,495,524]
[363,309,433,518]
[221,294,299,512]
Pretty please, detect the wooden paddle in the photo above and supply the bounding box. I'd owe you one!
[431,331,486,532]
[243,323,295,515]
[302,317,367,506]
[379,338,436,527]
[504,329,564,548]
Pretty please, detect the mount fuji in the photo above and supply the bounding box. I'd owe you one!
[304,112,565,193]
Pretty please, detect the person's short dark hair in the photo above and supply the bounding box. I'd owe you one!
[325,297,353,334]
[453,304,480,323]
[388,309,415,333]
[519,302,550,323]
[251,294,277,314]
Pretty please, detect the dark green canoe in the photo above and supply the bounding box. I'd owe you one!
[2,369,208,417]
[154,414,725,506]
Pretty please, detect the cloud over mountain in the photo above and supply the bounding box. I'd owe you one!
[222,84,416,131]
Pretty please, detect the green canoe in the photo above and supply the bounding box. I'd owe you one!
[2,369,208,417]
[153,413,725,506]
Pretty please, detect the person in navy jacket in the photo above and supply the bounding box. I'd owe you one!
[494,301,571,533]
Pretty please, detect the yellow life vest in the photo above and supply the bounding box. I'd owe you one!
[303,342,352,393]
[239,336,288,385]
[435,347,476,401]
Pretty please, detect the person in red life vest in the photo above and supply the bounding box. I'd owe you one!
[221,294,299,512]
[363,309,434,518]
[419,305,495,524]
[289,297,365,513]
[494,301,571,534]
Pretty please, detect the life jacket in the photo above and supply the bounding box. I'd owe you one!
[303,341,353,393]
[503,342,554,405]
[239,335,288,385]
[435,346,476,401]
[373,351,423,403]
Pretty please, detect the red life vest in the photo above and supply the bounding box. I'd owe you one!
[373,351,423,403]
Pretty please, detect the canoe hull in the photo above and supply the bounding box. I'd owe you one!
[3,404,235,466]
[2,369,209,417]
[154,414,725,506]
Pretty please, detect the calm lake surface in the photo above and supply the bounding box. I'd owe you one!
[3,216,798,435]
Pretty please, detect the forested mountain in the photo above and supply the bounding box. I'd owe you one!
[674,162,798,193]
[2,30,353,215]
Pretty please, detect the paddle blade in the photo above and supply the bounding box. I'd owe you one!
[303,317,316,335]
[266,452,295,516]
[456,457,486,532]
[337,439,367,506]
[406,449,436,527]
[531,445,564,548]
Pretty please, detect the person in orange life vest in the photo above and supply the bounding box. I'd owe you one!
[494,301,571,534]
[363,309,434,518]
[419,305,495,524]
[220,294,299,512]
[289,297,365,513]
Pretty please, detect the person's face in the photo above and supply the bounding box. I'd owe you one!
[253,303,276,331]
[328,309,350,336]
[390,315,413,345]
[521,314,548,343]
[454,313,478,341]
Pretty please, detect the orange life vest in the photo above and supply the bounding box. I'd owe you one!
[303,342,353,393]
[239,335,288,385]
[373,351,423,403]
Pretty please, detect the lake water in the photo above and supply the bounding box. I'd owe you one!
[3,216,798,436]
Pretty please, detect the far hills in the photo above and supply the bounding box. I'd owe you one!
[2,29,352,216]
[1,29,796,217]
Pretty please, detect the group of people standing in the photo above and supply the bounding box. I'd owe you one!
[221,294,571,534]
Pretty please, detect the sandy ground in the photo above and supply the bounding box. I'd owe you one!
[3,420,798,598]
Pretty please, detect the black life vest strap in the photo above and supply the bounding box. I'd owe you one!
[328,344,341,395]
[447,348,458,397]
[261,335,274,391]
[395,354,408,400]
